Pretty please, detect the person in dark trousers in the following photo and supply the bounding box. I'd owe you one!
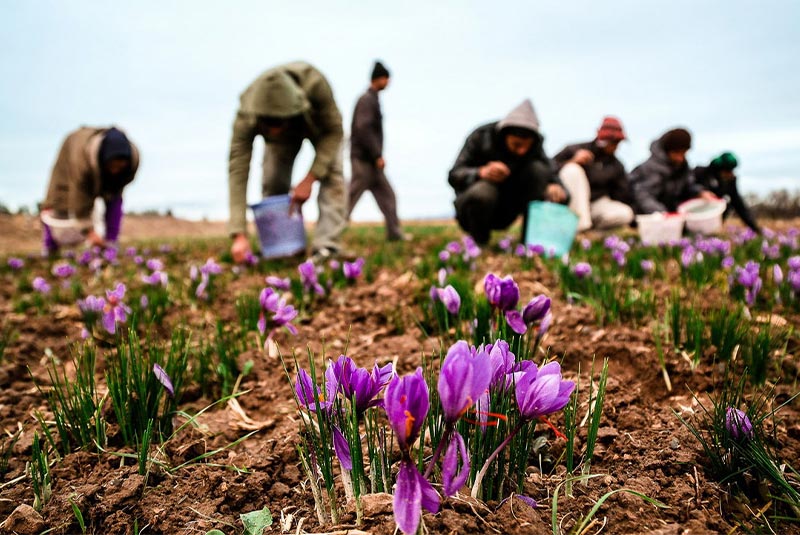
[554,116,634,231]
[41,126,139,253]
[348,61,404,241]
[629,127,716,214]
[694,152,760,233]
[448,99,568,245]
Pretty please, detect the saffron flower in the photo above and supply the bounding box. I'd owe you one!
[725,407,753,441]
[436,285,461,315]
[484,273,519,311]
[385,369,439,535]
[326,355,394,415]
[51,262,76,278]
[438,341,492,424]
[8,258,24,270]
[32,276,51,294]
[145,258,164,271]
[343,257,365,280]
[504,310,527,334]
[522,295,550,325]
[515,361,575,421]
[265,275,291,291]
[294,368,334,412]
[640,259,655,273]
[332,425,352,470]
[102,283,130,335]
[299,260,325,295]
[153,364,174,396]
[257,287,298,339]
[573,262,592,278]
[141,270,168,287]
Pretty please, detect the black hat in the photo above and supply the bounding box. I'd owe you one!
[99,127,132,163]
[660,128,692,153]
[371,61,390,80]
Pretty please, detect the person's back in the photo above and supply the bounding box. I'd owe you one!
[695,152,759,232]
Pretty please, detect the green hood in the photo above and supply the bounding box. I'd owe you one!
[239,68,311,118]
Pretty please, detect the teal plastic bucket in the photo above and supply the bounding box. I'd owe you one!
[524,201,578,257]
[249,195,307,259]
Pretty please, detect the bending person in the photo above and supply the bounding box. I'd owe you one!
[41,126,139,253]
[448,99,568,245]
[228,61,346,263]
[694,152,760,233]
[554,116,634,231]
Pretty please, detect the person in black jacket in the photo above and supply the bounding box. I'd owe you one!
[629,128,716,213]
[448,99,568,245]
[694,152,760,233]
[554,116,634,231]
[348,61,404,241]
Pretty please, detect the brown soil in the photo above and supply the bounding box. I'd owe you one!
[0,216,798,535]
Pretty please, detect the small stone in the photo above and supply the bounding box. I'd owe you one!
[360,492,393,517]
[670,438,680,450]
[1,504,45,535]
[271,482,291,497]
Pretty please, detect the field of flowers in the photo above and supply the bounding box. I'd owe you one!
[0,221,798,535]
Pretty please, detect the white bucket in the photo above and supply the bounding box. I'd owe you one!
[636,213,685,245]
[678,198,727,234]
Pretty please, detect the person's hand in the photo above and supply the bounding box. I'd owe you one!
[545,184,568,204]
[231,233,252,264]
[699,190,719,201]
[376,156,385,170]
[570,149,594,166]
[290,172,316,214]
[86,229,106,248]
[478,161,511,183]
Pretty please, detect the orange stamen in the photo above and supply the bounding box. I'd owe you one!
[404,410,415,438]
[538,416,567,440]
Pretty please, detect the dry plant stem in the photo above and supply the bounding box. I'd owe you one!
[340,466,354,502]
[301,455,329,526]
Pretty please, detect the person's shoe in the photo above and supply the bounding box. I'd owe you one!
[310,246,358,264]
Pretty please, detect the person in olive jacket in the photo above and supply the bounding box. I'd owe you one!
[448,99,568,245]
[629,127,716,214]
[554,116,634,231]
[694,152,760,233]
[41,126,139,253]
[228,61,346,263]
[348,61,404,241]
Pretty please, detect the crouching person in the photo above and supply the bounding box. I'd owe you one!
[554,116,634,231]
[694,152,760,233]
[629,127,716,214]
[448,99,568,245]
[41,127,139,253]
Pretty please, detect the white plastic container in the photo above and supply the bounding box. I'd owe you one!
[249,195,307,259]
[636,213,685,245]
[677,198,727,234]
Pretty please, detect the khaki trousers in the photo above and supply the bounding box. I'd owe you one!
[560,162,634,231]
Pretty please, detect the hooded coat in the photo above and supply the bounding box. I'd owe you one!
[228,61,343,235]
[694,165,759,232]
[629,139,702,213]
[43,127,139,220]
[448,100,559,196]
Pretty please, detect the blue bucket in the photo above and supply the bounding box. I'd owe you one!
[249,195,307,259]
[524,201,578,257]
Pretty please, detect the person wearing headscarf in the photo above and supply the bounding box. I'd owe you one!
[41,126,139,252]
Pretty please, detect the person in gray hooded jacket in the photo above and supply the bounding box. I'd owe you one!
[448,99,568,245]
[629,128,716,214]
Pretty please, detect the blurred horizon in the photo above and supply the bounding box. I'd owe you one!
[1,1,798,223]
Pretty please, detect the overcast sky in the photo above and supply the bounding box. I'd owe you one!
[1,1,798,222]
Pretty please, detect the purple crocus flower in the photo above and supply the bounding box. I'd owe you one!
[153,364,174,396]
[51,262,76,278]
[573,262,592,278]
[32,276,51,294]
[332,425,352,470]
[140,295,149,309]
[438,341,492,424]
[504,310,527,335]
[640,259,655,273]
[200,258,222,275]
[538,312,553,338]
[580,238,591,251]
[385,369,439,535]
[298,260,325,295]
[788,256,800,271]
[725,407,753,440]
[438,250,450,262]
[257,287,298,338]
[329,259,341,271]
[294,368,333,412]
[773,265,783,285]
[8,258,24,270]
[514,361,575,421]
[102,283,130,335]
[343,258,365,280]
[522,295,550,325]
[498,237,512,252]
[436,285,461,315]
[514,244,527,257]
[326,356,394,415]
[265,275,291,291]
[722,256,735,269]
[125,247,138,257]
[78,295,105,314]
[484,273,519,311]
[145,258,164,271]
[442,431,470,496]
[134,255,144,266]
[142,271,168,287]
